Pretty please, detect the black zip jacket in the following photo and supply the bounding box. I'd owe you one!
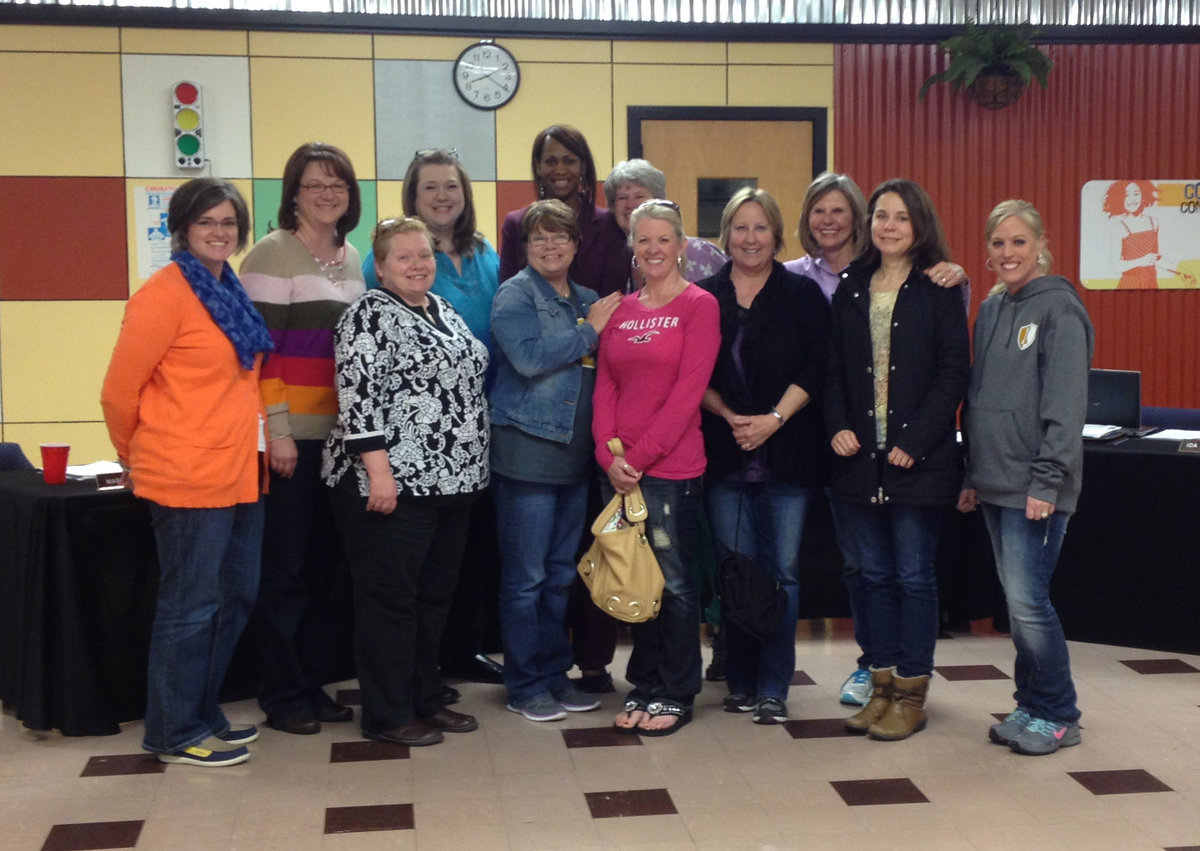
[824,259,970,506]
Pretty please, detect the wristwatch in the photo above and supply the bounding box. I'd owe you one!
[770,408,784,424]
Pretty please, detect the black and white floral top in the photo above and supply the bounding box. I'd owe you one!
[322,288,490,498]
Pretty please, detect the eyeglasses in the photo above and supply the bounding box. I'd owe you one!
[528,232,572,246]
[415,148,459,159]
[194,218,239,232]
[374,216,425,237]
[637,199,680,212]
[300,181,350,195]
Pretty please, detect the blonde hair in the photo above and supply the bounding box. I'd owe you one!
[719,187,785,257]
[372,216,433,263]
[986,199,1053,294]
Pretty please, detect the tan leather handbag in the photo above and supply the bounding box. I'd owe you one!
[576,439,665,623]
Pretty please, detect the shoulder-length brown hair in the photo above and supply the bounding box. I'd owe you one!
[402,149,483,257]
[276,142,361,247]
[858,178,951,271]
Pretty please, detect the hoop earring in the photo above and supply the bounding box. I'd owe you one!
[632,257,641,269]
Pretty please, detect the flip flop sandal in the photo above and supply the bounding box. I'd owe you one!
[637,700,693,737]
[613,697,647,734]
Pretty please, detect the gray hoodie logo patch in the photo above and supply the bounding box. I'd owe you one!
[1017,323,1038,350]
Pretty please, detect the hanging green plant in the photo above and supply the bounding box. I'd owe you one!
[919,19,1054,108]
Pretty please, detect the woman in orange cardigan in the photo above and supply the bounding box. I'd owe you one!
[101,178,274,768]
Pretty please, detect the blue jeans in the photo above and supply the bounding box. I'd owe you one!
[707,482,813,701]
[143,500,264,754]
[493,474,589,705]
[980,503,1079,723]
[603,475,703,705]
[832,500,942,678]
[828,489,870,669]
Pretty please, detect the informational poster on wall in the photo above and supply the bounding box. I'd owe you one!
[1080,180,1200,290]
[135,185,178,280]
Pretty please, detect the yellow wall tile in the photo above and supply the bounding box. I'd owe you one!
[503,38,610,63]
[728,42,833,65]
[612,64,728,161]
[473,182,498,247]
[124,178,255,294]
[375,180,405,221]
[375,34,468,61]
[0,53,123,176]
[121,28,248,56]
[495,63,613,181]
[249,57,376,179]
[728,64,834,108]
[613,40,725,64]
[4,422,116,469]
[249,31,372,59]
[0,301,126,423]
[0,24,118,53]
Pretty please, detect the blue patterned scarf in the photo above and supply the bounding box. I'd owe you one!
[172,250,274,370]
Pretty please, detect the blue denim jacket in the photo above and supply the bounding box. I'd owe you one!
[488,266,599,443]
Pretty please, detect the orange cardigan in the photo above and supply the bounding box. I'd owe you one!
[101,261,266,508]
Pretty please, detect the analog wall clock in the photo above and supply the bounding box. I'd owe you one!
[453,41,520,111]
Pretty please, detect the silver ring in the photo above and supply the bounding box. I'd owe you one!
[1040,512,1049,519]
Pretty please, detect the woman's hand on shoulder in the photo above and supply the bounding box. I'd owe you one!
[925,262,967,288]
[830,429,861,457]
[269,435,299,478]
[587,292,622,336]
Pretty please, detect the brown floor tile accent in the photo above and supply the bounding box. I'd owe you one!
[324,803,414,834]
[1164,846,1200,850]
[335,688,362,705]
[562,727,644,748]
[1120,658,1200,675]
[585,788,677,818]
[991,712,1011,722]
[330,740,410,763]
[790,670,815,686]
[934,664,1010,681]
[830,778,929,806]
[1068,769,1174,795]
[783,718,856,739]
[80,754,164,777]
[41,820,143,851]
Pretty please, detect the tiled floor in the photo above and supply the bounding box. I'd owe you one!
[4,619,1200,851]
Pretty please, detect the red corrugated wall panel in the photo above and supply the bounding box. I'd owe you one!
[835,42,1200,406]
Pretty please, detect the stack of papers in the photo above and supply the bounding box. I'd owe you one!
[1082,424,1123,440]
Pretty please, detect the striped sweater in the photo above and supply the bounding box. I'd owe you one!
[240,228,365,441]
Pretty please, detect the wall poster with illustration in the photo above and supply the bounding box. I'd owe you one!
[1080,179,1200,290]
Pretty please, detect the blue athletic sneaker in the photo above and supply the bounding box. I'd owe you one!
[840,668,872,706]
[216,725,259,746]
[1009,717,1081,756]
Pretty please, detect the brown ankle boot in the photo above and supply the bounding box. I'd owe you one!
[844,667,894,733]
[868,673,929,740]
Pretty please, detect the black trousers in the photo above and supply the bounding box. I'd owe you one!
[253,440,350,719]
[331,474,474,733]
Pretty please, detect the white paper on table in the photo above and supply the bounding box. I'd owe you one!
[1082,424,1122,440]
[1141,428,1200,441]
[66,461,124,477]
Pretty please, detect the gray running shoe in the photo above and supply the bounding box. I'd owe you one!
[989,708,1032,745]
[1009,717,1081,755]
[507,693,567,722]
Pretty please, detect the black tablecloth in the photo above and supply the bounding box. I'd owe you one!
[0,471,158,735]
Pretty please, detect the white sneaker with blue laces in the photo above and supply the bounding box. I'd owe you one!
[839,668,872,706]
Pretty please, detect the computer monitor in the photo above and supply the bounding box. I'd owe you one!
[1086,368,1141,428]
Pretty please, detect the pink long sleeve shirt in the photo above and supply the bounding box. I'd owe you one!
[592,283,720,479]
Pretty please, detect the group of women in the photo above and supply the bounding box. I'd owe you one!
[100,120,1093,762]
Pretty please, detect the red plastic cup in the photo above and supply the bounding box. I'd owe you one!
[40,443,70,484]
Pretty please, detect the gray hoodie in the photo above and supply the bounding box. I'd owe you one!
[963,275,1095,514]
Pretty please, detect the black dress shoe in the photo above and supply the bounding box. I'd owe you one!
[420,707,478,733]
[441,653,504,684]
[441,685,461,706]
[363,721,443,747]
[314,696,354,723]
[266,713,321,735]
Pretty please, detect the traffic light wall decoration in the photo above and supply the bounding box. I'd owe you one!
[173,81,204,169]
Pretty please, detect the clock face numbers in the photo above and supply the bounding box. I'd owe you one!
[454,43,520,110]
